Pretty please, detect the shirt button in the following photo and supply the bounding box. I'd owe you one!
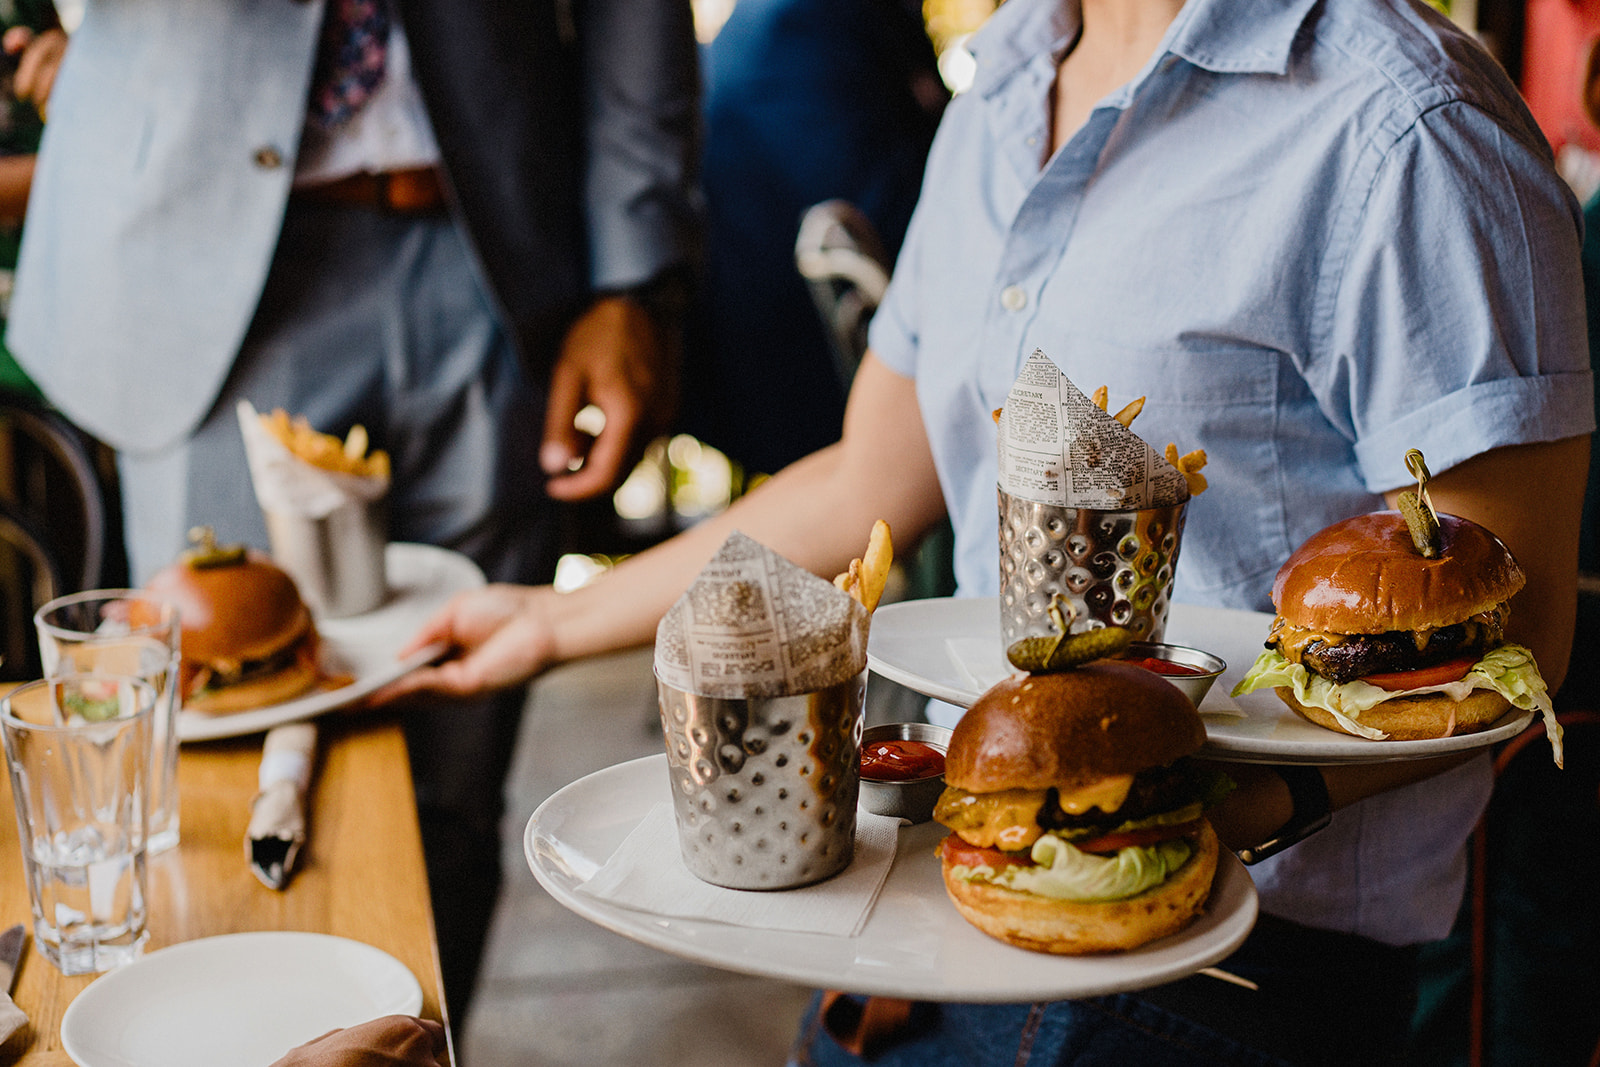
[253,146,284,169]
[1000,285,1028,311]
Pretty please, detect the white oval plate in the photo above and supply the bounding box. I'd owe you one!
[59,931,423,1067]
[177,543,484,742]
[867,597,1537,765]
[526,754,1258,1003]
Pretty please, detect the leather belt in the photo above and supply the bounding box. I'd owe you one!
[292,166,448,216]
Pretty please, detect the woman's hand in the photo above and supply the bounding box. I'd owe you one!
[270,1015,447,1067]
[372,584,560,702]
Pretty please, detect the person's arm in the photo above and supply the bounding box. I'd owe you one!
[539,0,702,500]
[1206,435,1588,852]
[379,353,950,700]
[269,1015,446,1067]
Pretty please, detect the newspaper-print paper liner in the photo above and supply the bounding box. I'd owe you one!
[997,350,1189,510]
[654,531,870,699]
[237,400,389,519]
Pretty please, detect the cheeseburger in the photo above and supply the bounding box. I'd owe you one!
[933,661,1229,954]
[1232,511,1559,760]
[145,530,321,713]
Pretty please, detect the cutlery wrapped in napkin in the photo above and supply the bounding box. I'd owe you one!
[237,399,391,618]
[0,923,26,1046]
[246,723,317,889]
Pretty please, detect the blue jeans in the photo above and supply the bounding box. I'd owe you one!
[789,915,1418,1066]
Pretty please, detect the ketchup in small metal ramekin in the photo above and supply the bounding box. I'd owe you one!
[1124,656,1211,678]
[860,739,946,781]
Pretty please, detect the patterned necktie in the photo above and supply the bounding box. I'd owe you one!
[307,0,390,130]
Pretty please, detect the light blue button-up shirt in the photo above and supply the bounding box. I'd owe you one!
[871,0,1593,943]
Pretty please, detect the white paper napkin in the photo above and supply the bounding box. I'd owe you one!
[578,803,901,937]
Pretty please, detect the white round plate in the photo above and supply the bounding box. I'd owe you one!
[526,754,1258,1003]
[867,597,1537,765]
[177,543,484,742]
[59,931,423,1067]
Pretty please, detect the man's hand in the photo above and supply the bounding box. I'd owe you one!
[270,1015,447,1067]
[539,294,677,502]
[3,27,67,117]
[371,584,559,702]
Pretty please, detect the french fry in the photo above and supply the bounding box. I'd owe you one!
[1164,443,1209,496]
[1111,396,1145,427]
[262,408,391,480]
[833,520,894,613]
[1091,385,1109,411]
[858,520,893,612]
[344,424,369,461]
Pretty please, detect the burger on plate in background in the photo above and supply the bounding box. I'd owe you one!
[145,528,322,714]
[1231,510,1559,761]
[933,660,1231,954]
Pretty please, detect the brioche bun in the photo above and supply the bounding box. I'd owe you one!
[944,662,1206,795]
[1275,686,1510,741]
[940,821,1218,954]
[1271,511,1523,635]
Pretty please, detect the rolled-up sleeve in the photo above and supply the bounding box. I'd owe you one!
[1312,98,1594,492]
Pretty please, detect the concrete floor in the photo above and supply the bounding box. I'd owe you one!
[459,645,818,1067]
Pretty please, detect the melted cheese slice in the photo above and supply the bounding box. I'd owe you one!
[933,775,1137,850]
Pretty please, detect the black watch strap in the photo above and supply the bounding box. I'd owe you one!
[1237,765,1332,866]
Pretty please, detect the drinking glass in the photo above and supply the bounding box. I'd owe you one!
[35,590,182,853]
[1,674,156,974]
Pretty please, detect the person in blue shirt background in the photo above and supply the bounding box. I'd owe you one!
[384,0,1592,1062]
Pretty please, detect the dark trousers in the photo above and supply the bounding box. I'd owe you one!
[791,914,1419,1067]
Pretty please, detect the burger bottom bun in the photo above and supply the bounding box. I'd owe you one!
[185,654,322,715]
[1275,687,1511,742]
[940,821,1219,955]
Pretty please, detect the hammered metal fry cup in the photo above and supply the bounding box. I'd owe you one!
[263,498,388,619]
[656,670,865,890]
[999,489,1188,647]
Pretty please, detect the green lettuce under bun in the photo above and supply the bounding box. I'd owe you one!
[947,833,1194,902]
[1232,645,1562,765]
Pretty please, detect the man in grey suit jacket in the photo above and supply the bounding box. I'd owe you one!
[6,0,701,1013]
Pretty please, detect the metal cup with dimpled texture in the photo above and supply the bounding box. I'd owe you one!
[999,489,1188,648]
[656,670,865,890]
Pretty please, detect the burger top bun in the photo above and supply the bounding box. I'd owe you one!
[944,661,1205,795]
[1270,511,1524,635]
[145,541,313,665]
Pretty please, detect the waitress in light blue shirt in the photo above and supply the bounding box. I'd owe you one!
[387,0,1593,1061]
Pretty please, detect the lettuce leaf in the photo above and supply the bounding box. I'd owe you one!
[949,835,1193,902]
[1231,644,1562,766]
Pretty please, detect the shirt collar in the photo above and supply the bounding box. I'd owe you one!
[968,0,1319,97]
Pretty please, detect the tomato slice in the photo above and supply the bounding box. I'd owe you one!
[939,834,1034,870]
[1072,817,1206,855]
[1361,656,1478,692]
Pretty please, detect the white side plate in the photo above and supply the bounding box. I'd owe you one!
[60,931,423,1067]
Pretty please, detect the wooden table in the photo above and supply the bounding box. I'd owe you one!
[0,714,452,1065]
